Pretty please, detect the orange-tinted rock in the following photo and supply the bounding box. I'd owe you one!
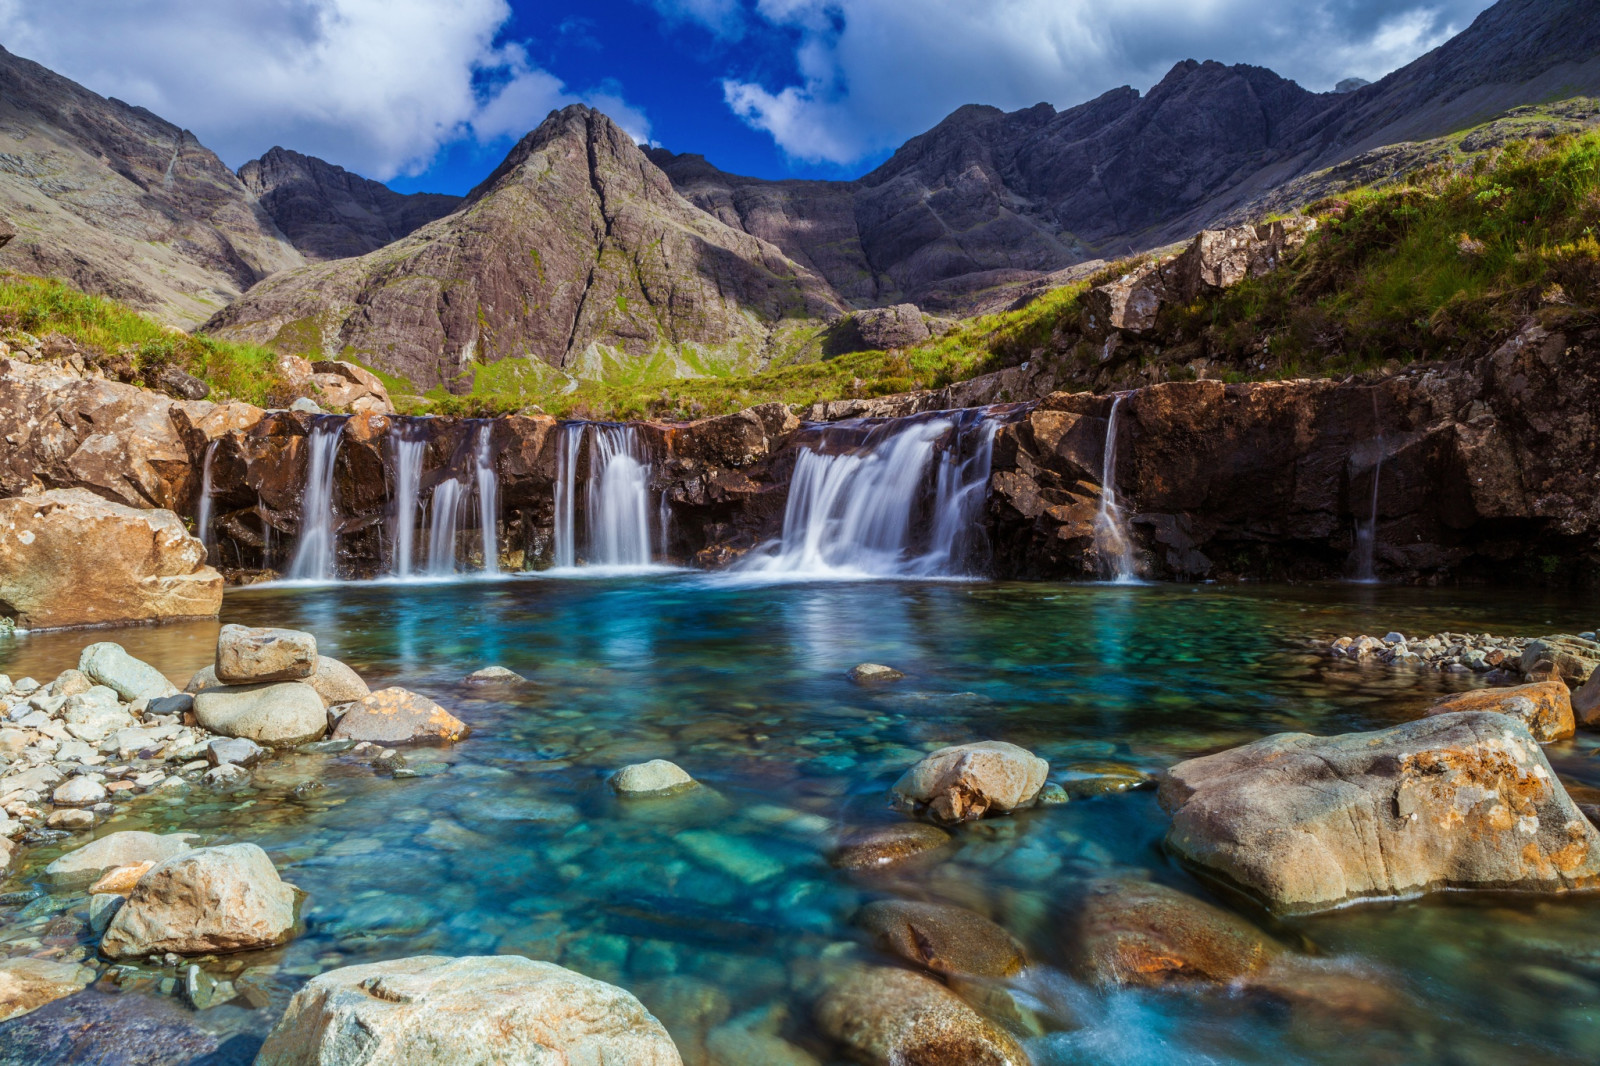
[332,686,469,744]
[830,824,952,870]
[856,900,1026,978]
[814,965,1029,1066]
[1425,681,1574,741]
[89,861,156,897]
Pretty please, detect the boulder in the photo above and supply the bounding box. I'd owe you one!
[830,823,953,870]
[826,304,931,354]
[1159,712,1600,913]
[52,777,107,807]
[215,623,317,683]
[892,741,1049,824]
[202,763,252,791]
[62,686,134,742]
[78,643,177,701]
[331,687,469,744]
[0,489,222,630]
[1519,636,1599,685]
[814,965,1028,1066]
[100,843,297,958]
[611,760,697,796]
[206,736,266,767]
[193,682,328,746]
[464,665,527,684]
[848,663,905,683]
[303,655,371,706]
[308,359,394,415]
[252,955,682,1066]
[1577,671,1600,727]
[1425,681,1574,741]
[43,830,194,887]
[855,900,1026,978]
[0,957,96,1023]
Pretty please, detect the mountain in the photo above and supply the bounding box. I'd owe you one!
[651,0,1600,311]
[238,147,461,261]
[0,45,302,327]
[205,106,844,391]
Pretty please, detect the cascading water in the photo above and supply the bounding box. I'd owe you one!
[426,476,467,576]
[474,422,500,575]
[552,423,658,569]
[1092,395,1140,583]
[1352,389,1383,583]
[196,440,218,559]
[742,408,1002,578]
[286,416,347,581]
[552,424,584,569]
[388,421,427,577]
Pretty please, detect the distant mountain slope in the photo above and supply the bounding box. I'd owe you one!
[238,147,461,261]
[0,45,302,327]
[206,106,843,391]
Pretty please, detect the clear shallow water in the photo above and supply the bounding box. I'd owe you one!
[2,576,1598,1064]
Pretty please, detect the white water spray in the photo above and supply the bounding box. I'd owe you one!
[1092,395,1140,583]
[287,417,346,580]
[196,440,218,558]
[552,423,658,568]
[1352,389,1383,583]
[475,422,500,574]
[427,477,467,575]
[389,422,427,577]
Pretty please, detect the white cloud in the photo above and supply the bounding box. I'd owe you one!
[677,0,1495,164]
[0,0,651,179]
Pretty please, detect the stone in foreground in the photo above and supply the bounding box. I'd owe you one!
[892,741,1049,824]
[814,965,1028,1066]
[1159,712,1600,913]
[78,643,177,701]
[0,489,222,629]
[194,681,328,746]
[1425,681,1574,741]
[611,760,697,795]
[848,663,905,682]
[100,842,297,958]
[43,830,194,887]
[252,955,682,1066]
[331,687,469,744]
[0,957,97,1022]
[215,623,317,683]
[855,900,1026,978]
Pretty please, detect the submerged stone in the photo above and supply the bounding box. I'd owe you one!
[855,899,1026,978]
[0,958,96,1023]
[830,823,952,870]
[848,663,905,683]
[611,760,697,796]
[43,831,194,888]
[814,965,1028,1066]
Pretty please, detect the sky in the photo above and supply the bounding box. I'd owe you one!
[0,0,1498,195]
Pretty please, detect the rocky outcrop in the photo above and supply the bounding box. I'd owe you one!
[891,741,1049,824]
[829,823,952,870]
[1159,712,1600,913]
[238,146,461,261]
[253,955,683,1066]
[824,304,935,355]
[0,489,222,629]
[206,106,842,391]
[99,843,297,958]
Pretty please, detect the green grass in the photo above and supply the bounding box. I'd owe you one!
[0,273,288,405]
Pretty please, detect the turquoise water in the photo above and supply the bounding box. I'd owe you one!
[2,576,1598,1063]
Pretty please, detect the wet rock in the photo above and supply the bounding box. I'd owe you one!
[331,687,469,744]
[146,692,194,717]
[464,665,527,684]
[892,741,1049,824]
[252,955,682,1065]
[46,809,95,830]
[1425,681,1574,741]
[1061,879,1281,987]
[1519,636,1599,686]
[182,963,228,1011]
[814,965,1028,1066]
[207,736,265,767]
[0,958,96,1023]
[89,861,155,896]
[202,763,252,791]
[77,643,176,701]
[0,489,222,630]
[1159,712,1600,913]
[43,830,194,888]
[215,624,317,683]
[612,760,697,796]
[848,663,905,683]
[1578,670,1600,728]
[51,777,106,807]
[194,681,328,746]
[0,987,260,1065]
[302,656,370,707]
[86,893,123,934]
[100,843,297,958]
[1057,761,1152,797]
[830,824,954,870]
[855,900,1026,978]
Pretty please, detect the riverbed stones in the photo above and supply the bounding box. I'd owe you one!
[611,760,697,796]
[0,957,97,1022]
[814,965,1028,1066]
[205,736,265,767]
[252,955,683,1065]
[62,686,133,742]
[78,643,177,701]
[855,900,1026,978]
[830,823,953,870]
[194,681,328,746]
[892,741,1049,824]
[465,665,527,684]
[1425,681,1574,741]
[43,830,194,887]
[1159,712,1600,913]
[1519,636,1599,686]
[848,663,905,683]
[52,776,107,807]
[215,624,317,683]
[331,687,469,744]
[100,843,297,958]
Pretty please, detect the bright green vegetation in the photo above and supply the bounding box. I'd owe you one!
[0,273,287,405]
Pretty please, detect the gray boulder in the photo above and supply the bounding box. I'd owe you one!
[206,736,265,767]
[216,623,318,683]
[303,655,370,706]
[610,760,696,796]
[43,830,194,887]
[1159,712,1600,913]
[78,643,176,701]
[100,843,297,958]
[194,682,328,746]
[62,686,134,743]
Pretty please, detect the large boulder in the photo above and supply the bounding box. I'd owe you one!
[1425,681,1574,741]
[78,643,177,701]
[891,741,1048,824]
[1159,712,1600,913]
[331,687,468,744]
[0,489,222,629]
[215,624,317,683]
[99,843,297,958]
[0,958,97,1023]
[253,955,682,1066]
[42,831,194,888]
[855,900,1025,978]
[193,682,328,746]
[814,965,1028,1066]
[611,760,696,796]
[303,655,371,706]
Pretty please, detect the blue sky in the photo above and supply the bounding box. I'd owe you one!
[1,0,1498,196]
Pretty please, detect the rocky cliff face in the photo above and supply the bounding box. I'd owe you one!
[0,46,303,328]
[238,147,461,261]
[206,106,843,391]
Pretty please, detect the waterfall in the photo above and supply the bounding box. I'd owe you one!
[553,424,583,569]
[1352,390,1383,583]
[286,416,346,581]
[389,421,427,577]
[551,423,658,569]
[427,476,467,575]
[741,408,1001,578]
[475,422,500,574]
[196,440,218,558]
[1092,395,1140,583]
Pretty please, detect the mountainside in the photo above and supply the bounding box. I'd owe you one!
[652,0,1600,312]
[238,147,461,260]
[205,106,844,391]
[0,45,302,328]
